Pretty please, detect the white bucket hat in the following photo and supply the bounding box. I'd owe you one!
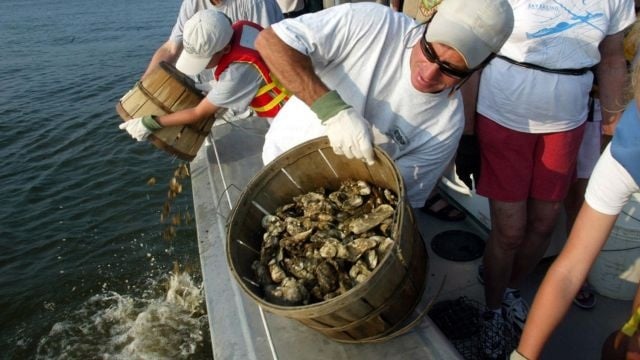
[426,0,514,68]
[176,9,233,76]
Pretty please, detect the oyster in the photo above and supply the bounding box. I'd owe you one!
[252,260,272,286]
[276,203,300,219]
[268,259,287,284]
[349,260,372,284]
[283,257,317,283]
[377,237,395,255]
[346,237,378,261]
[262,215,285,237]
[364,250,378,270]
[265,277,310,306]
[319,239,349,259]
[379,218,394,237]
[347,204,395,235]
[315,260,339,294]
[252,179,399,306]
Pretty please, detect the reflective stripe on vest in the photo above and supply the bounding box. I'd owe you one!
[214,21,289,118]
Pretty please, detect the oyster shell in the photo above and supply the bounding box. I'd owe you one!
[268,259,287,284]
[252,179,398,306]
[347,204,395,234]
[265,277,309,306]
[349,260,372,284]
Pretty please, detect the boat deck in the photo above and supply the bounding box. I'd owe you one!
[190,117,631,359]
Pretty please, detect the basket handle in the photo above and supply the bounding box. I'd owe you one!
[214,183,243,222]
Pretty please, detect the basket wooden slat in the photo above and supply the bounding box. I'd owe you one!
[115,61,214,161]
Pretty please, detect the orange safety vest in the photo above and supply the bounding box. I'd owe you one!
[214,21,289,118]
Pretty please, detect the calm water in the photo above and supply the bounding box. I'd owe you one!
[0,0,212,358]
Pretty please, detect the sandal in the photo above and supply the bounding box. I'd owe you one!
[573,283,597,309]
[421,192,466,222]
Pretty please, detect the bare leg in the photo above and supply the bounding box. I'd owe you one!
[483,199,527,309]
[509,199,563,288]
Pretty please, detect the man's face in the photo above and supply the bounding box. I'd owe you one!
[409,35,469,94]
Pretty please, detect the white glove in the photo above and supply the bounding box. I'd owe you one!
[324,107,375,165]
[119,115,160,141]
[509,350,529,360]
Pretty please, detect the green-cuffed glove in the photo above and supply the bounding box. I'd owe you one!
[119,115,162,141]
[311,90,375,165]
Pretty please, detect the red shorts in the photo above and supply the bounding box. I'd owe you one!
[476,114,586,202]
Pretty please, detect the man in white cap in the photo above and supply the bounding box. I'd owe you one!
[255,0,514,210]
[141,0,283,80]
[120,9,288,141]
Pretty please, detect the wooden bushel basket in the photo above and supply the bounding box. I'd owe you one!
[227,137,429,343]
[116,61,215,161]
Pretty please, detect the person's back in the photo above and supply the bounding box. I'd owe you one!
[170,0,283,44]
[142,0,283,80]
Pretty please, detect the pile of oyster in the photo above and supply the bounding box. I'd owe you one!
[251,179,398,306]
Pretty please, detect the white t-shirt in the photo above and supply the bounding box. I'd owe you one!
[584,145,639,215]
[206,63,263,112]
[275,0,304,14]
[263,3,464,208]
[205,25,266,112]
[168,0,283,45]
[477,0,635,133]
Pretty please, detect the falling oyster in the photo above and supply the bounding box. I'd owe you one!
[156,162,193,241]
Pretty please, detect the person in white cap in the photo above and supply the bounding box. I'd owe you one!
[119,9,289,141]
[464,0,635,356]
[254,0,514,210]
[141,0,283,80]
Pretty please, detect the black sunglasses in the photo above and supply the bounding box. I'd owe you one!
[419,21,472,80]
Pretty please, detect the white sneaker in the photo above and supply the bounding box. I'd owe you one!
[502,289,529,335]
[481,310,506,359]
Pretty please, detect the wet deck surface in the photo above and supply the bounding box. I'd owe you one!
[190,117,631,359]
